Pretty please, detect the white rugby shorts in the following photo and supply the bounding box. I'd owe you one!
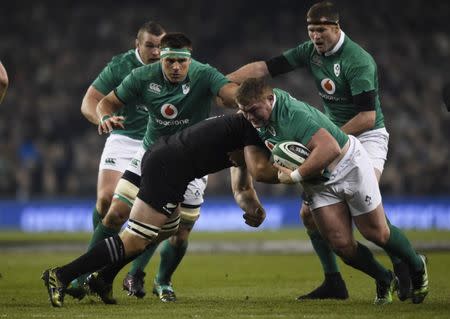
[99,134,142,172]
[357,127,389,173]
[304,135,382,216]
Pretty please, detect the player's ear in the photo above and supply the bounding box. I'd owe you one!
[135,38,139,49]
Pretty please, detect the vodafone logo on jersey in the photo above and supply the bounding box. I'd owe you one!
[321,78,336,94]
[161,104,178,119]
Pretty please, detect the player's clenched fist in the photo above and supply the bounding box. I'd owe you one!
[243,206,266,227]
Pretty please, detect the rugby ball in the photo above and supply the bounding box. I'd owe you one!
[271,141,310,171]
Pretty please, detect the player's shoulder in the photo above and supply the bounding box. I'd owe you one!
[103,49,142,78]
[130,62,160,80]
[342,36,375,66]
[189,59,218,74]
[108,49,139,67]
[296,40,315,51]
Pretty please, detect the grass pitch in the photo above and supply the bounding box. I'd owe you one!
[0,231,449,318]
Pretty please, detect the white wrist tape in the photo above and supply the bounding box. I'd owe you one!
[290,169,303,183]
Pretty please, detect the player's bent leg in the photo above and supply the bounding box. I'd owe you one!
[122,213,181,299]
[96,169,123,219]
[66,175,131,300]
[355,206,428,303]
[312,203,395,305]
[372,164,412,300]
[87,198,170,304]
[153,204,199,302]
[297,203,348,300]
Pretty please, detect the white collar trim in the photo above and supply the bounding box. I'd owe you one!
[135,48,145,65]
[325,30,345,57]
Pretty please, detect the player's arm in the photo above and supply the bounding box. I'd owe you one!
[217,82,239,108]
[81,86,106,124]
[230,165,266,227]
[244,145,279,183]
[96,91,125,134]
[277,129,341,184]
[340,91,376,135]
[0,62,9,104]
[227,61,269,84]
[227,55,294,84]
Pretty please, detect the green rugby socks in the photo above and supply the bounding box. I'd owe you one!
[129,242,158,275]
[92,207,103,230]
[307,229,340,274]
[156,240,188,284]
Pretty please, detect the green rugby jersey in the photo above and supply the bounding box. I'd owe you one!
[283,34,385,129]
[115,59,229,149]
[257,89,348,149]
[92,49,148,140]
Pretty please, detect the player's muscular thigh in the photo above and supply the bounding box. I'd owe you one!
[300,204,317,230]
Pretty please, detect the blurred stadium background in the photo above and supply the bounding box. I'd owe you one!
[0,0,449,233]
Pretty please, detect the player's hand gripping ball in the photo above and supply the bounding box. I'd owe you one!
[271,141,310,171]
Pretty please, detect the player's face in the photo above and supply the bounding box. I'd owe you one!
[238,96,274,128]
[308,24,340,54]
[162,56,191,83]
[136,32,166,64]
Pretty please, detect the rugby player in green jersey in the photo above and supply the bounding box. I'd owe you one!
[228,1,416,302]
[236,78,429,305]
[66,21,166,299]
[90,32,257,303]
[0,61,8,104]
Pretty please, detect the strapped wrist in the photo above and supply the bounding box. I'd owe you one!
[290,169,303,183]
[100,114,111,124]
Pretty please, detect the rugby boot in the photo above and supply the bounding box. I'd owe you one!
[393,261,412,301]
[65,280,88,300]
[122,270,146,298]
[296,273,349,300]
[152,278,177,302]
[374,270,397,305]
[42,267,66,307]
[410,254,429,304]
[86,272,117,304]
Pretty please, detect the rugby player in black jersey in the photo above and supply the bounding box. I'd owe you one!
[42,113,277,307]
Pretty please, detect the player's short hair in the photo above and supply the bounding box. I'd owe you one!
[236,78,272,106]
[160,32,193,51]
[307,1,339,25]
[137,21,166,40]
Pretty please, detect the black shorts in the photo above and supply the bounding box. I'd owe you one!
[136,145,191,217]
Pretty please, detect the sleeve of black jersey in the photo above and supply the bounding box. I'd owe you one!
[353,90,376,112]
[265,55,295,77]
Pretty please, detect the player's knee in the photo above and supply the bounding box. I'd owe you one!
[169,224,192,246]
[156,213,181,243]
[362,227,390,246]
[103,202,131,230]
[329,238,356,259]
[121,224,159,256]
[300,204,316,230]
[96,194,112,217]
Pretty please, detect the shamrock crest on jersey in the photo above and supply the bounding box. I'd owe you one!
[333,63,340,77]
